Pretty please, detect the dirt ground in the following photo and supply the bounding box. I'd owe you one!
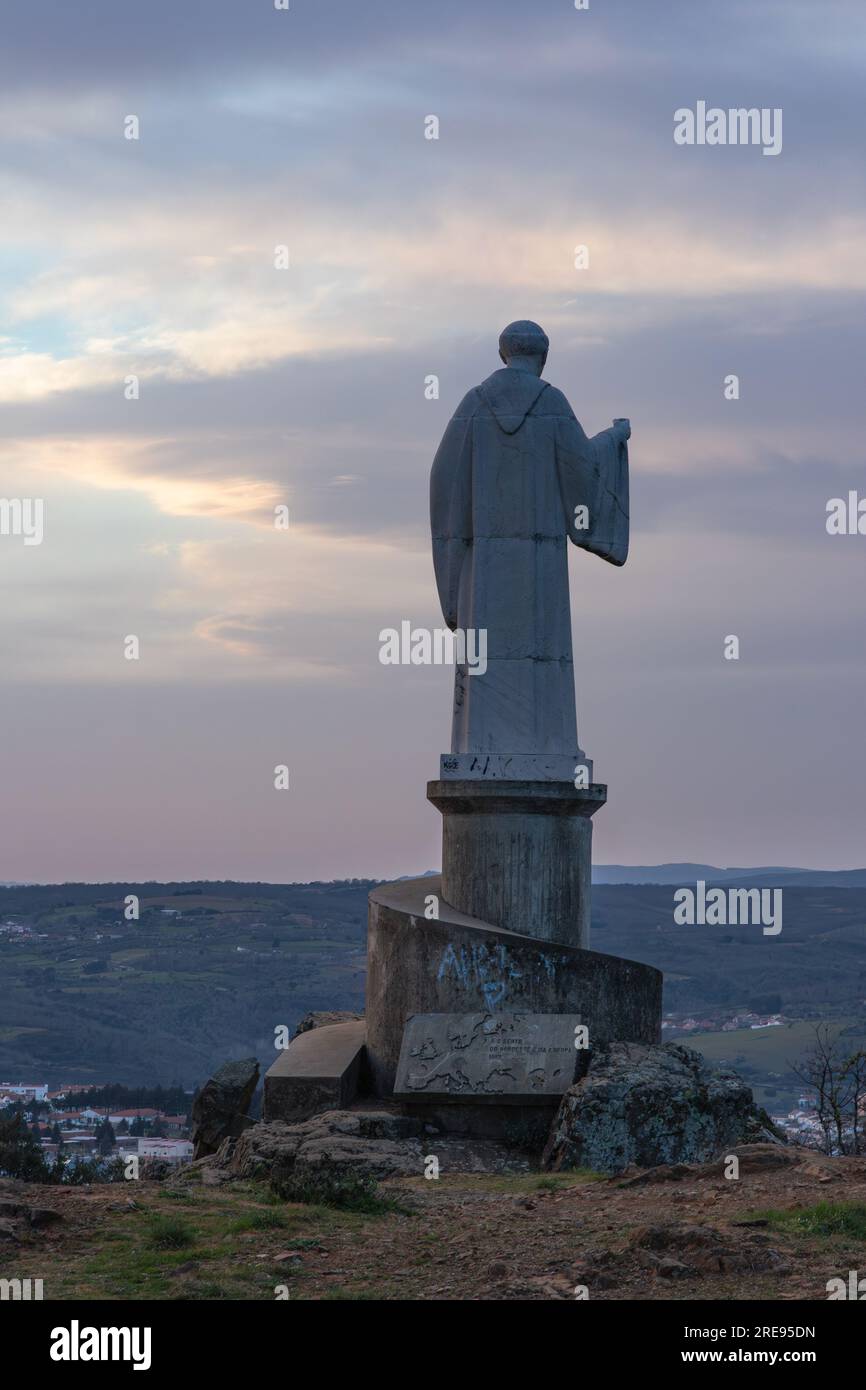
[3,1145,866,1301]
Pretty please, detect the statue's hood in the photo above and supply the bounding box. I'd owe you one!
[478,367,550,435]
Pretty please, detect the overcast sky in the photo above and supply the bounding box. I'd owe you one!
[1,0,864,882]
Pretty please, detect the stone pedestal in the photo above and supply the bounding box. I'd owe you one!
[361,762,662,1141]
[427,779,605,947]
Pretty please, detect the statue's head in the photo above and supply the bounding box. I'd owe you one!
[498,320,549,376]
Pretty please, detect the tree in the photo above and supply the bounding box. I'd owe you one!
[0,1112,49,1181]
[96,1120,116,1156]
[792,1025,866,1155]
[843,1050,866,1156]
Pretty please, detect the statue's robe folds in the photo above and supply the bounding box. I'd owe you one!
[430,367,629,764]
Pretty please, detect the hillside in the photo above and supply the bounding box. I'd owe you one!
[1,880,864,1096]
[0,881,371,1087]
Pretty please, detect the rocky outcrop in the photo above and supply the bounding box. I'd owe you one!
[139,1158,172,1182]
[191,1057,259,1160]
[629,1222,790,1278]
[0,1195,64,1228]
[544,1042,781,1176]
[189,1108,536,1186]
[0,1193,63,1241]
[225,1109,427,1182]
[617,1141,809,1187]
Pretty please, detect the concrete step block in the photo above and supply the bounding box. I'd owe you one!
[263,1020,366,1123]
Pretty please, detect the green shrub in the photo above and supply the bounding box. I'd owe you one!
[147,1216,195,1249]
[271,1165,397,1213]
[230,1209,288,1232]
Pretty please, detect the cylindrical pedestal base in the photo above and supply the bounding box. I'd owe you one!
[427,779,606,948]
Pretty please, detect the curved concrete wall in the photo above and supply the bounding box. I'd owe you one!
[365,876,662,1097]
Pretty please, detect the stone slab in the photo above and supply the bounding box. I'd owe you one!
[394,1012,580,1104]
[263,1020,366,1123]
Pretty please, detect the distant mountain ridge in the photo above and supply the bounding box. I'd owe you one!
[592,863,866,887]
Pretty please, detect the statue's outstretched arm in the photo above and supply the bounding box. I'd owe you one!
[556,414,630,567]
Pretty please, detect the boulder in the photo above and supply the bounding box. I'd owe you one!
[191,1057,259,1159]
[0,1197,63,1228]
[543,1042,781,1176]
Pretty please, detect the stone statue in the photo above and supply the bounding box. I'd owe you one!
[430,320,630,781]
[265,325,652,1133]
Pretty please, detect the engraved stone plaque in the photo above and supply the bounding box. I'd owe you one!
[393,1011,580,1104]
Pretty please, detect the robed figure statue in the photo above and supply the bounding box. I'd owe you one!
[430,320,630,779]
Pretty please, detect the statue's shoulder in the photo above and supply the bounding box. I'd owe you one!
[450,386,483,421]
[534,383,576,418]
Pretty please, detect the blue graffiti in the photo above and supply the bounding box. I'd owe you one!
[437,939,560,1008]
[481,979,507,1009]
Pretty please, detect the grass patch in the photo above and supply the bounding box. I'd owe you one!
[532,1170,603,1191]
[402,1170,602,1196]
[1,1179,391,1300]
[228,1209,288,1233]
[147,1216,196,1249]
[752,1201,866,1241]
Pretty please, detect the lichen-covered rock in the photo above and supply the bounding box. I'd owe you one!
[191,1057,259,1160]
[543,1042,781,1176]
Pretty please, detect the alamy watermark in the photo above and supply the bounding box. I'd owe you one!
[379,622,487,675]
[826,492,866,535]
[49,1322,151,1370]
[828,1270,866,1299]
[0,1277,43,1300]
[674,880,782,936]
[674,102,782,157]
[0,498,43,545]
